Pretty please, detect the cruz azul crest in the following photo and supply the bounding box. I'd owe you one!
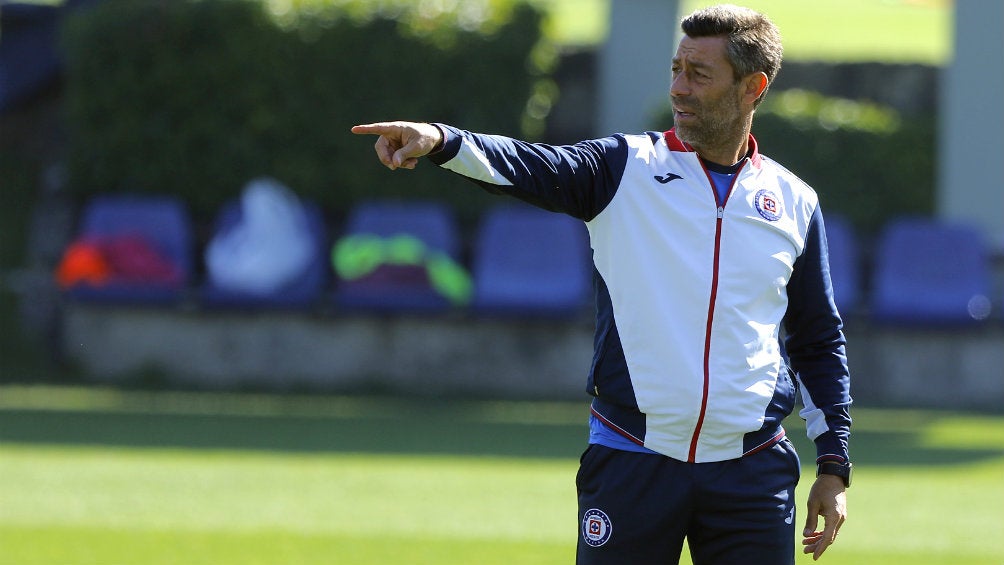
[581,508,613,547]
[754,189,783,222]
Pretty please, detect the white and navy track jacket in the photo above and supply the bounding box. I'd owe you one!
[429,124,851,465]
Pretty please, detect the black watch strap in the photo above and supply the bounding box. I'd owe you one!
[817,461,853,488]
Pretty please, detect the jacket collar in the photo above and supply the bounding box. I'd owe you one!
[663,128,763,169]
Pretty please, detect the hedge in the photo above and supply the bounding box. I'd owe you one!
[62,0,935,236]
[61,0,550,222]
[753,115,935,237]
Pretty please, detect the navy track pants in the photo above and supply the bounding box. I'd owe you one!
[575,439,801,565]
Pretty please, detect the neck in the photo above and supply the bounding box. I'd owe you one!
[696,139,749,167]
[694,116,753,166]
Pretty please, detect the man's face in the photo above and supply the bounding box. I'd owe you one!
[670,35,746,154]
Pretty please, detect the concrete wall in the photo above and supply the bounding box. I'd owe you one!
[61,305,593,400]
[61,304,1004,411]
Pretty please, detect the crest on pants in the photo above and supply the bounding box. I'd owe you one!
[582,508,613,547]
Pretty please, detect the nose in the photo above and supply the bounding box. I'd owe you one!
[670,71,689,99]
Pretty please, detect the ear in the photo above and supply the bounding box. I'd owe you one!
[742,72,769,105]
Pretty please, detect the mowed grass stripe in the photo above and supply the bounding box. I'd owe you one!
[1,387,1002,564]
[0,446,576,541]
[0,525,573,565]
[2,444,1001,564]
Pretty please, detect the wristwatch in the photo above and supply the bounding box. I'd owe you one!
[817,461,853,488]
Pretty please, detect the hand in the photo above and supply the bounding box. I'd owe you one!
[351,121,444,170]
[802,474,847,560]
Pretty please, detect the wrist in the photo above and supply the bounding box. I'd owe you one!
[428,123,446,154]
[816,461,853,488]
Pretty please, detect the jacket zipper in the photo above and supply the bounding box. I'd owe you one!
[688,205,724,462]
[688,161,742,462]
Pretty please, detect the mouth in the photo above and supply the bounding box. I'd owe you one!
[672,97,697,121]
[674,108,696,121]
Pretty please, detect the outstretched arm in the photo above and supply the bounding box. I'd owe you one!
[353,121,629,220]
[351,121,443,171]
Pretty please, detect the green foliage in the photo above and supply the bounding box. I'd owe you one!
[61,0,550,220]
[760,89,902,134]
[0,153,35,269]
[753,96,935,236]
[655,90,936,235]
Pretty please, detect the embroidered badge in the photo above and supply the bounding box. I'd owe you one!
[754,189,783,222]
[581,508,613,547]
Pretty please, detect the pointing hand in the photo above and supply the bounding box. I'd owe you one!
[351,121,443,170]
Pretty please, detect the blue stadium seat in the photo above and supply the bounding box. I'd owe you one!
[823,214,860,316]
[64,194,193,305]
[869,217,992,325]
[0,3,61,111]
[200,199,329,309]
[471,204,591,317]
[333,200,462,313]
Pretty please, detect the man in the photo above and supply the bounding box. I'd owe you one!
[352,4,851,563]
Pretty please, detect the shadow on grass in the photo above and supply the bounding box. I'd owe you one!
[0,401,590,460]
[784,428,1004,467]
[1,393,1002,465]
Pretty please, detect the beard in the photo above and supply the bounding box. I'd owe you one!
[672,83,747,156]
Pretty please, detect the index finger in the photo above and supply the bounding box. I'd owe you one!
[351,122,397,135]
[822,510,844,543]
[814,512,844,560]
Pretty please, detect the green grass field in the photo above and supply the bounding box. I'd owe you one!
[523,0,951,64]
[1,386,1002,564]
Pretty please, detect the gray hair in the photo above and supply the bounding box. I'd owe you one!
[680,4,783,105]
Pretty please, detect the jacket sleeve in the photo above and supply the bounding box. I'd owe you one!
[783,206,853,464]
[427,124,628,221]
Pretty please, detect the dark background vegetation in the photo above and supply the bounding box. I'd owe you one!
[59,0,548,223]
[56,0,935,228]
[1,0,937,381]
